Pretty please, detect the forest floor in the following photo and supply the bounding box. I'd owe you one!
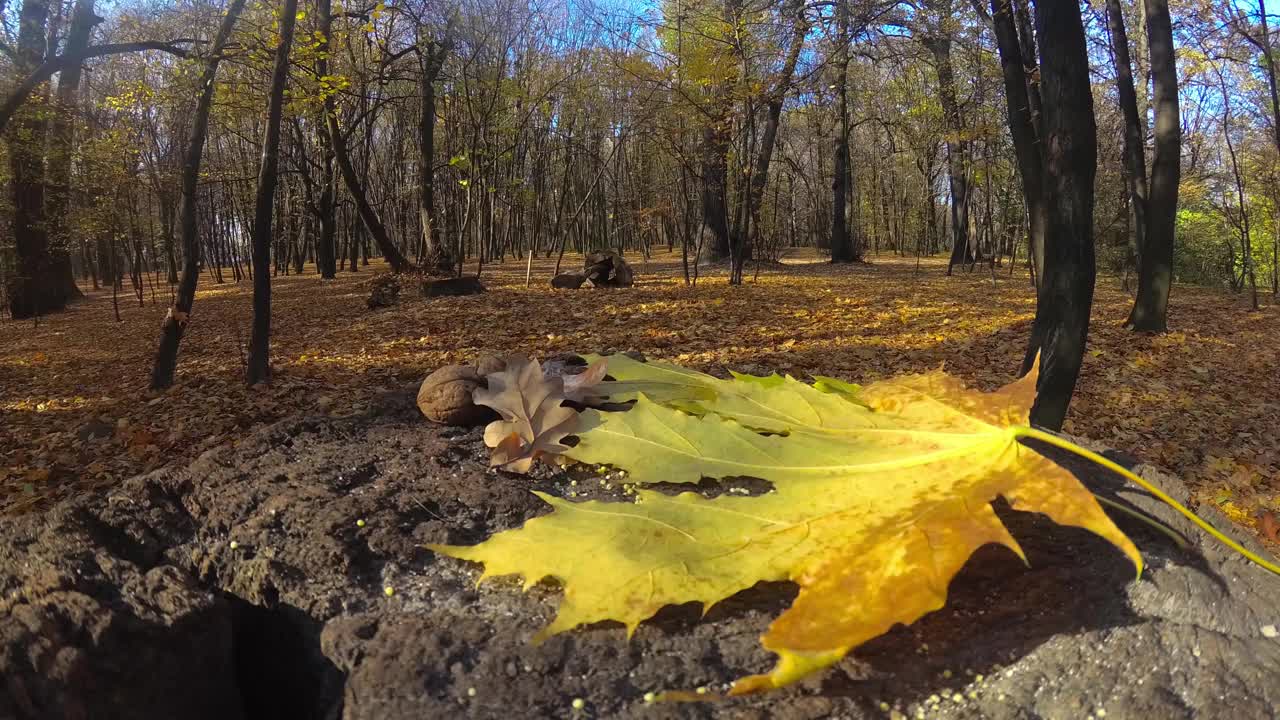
[2,249,1277,547]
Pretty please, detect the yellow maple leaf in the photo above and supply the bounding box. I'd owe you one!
[432,363,1142,693]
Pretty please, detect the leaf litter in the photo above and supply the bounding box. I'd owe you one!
[0,252,1276,550]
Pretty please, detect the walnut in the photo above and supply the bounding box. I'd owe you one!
[417,365,496,426]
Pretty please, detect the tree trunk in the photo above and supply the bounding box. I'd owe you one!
[329,111,413,273]
[830,0,859,263]
[418,28,452,273]
[990,0,1046,288]
[1127,0,1180,331]
[728,0,806,283]
[246,0,298,386]
[1106,0,1148,292]
[1022,0,1098,430]
[700,122,731,261]
[927,30,973,274]
[44,0,97,304]
[5,0,79,319]
[312,0,338,279]
[149,0,247,390]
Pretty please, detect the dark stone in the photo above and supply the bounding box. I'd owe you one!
[366,274,401,310]
[550,273,587,290]
[2,403,1277,720]
[582,250,633,288]
[421,277,485,298]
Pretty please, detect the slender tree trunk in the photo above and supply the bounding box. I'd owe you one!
[246,0,298,386]
[1106,0,1149,293]
[989,0,1046,288]
[418,28,452,273]
[310,0,338,279]
[1022,0,1098,430]
[728,0,806,283]
[927,30,973,274]
[830,0,858,263]
[150,0,247,390]
[1127,0,1180,331]
[329,115,413,272]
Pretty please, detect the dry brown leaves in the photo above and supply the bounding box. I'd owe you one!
[1,251,1277,548]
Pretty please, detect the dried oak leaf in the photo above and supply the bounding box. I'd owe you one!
[561,357,609,404]
[473,356,578,473]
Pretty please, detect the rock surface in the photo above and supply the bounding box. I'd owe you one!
[2,388,1278,720]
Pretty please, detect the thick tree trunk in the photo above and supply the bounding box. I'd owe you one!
[44,0,97,304]
[1106,0,1148,290]
[1022,0,1098,430]
[150,0,248,390]
[5,0,76,319]
[245,0,298,386]
[1127,0,1180,331]
[700,122,731,261]
[990,0,1045,288]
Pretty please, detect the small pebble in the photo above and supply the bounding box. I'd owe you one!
[571,698,585,710]
[383,586,395,597]
[1262,624,1278,638]
[1096,709,1107,718]
[229,541,238,550]
[643,691,656,704]
[951,693,964,703]
[695,686,708,695]
[356,519,366,528]
[467,687,476,698]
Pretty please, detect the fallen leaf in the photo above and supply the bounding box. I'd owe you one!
[561,357,609,403]
[1261,511,1280,545]
[432,360,1140,694]
[473,356,578,472]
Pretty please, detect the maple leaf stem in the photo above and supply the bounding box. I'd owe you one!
[1017,427,1280,577]
[1090,495,1188,550]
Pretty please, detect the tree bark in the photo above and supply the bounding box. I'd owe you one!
[313,0,339,279]
[925,26,973,274]
[989,0,1045,287]
[328,101,413,273]
[1021,0,1098,430]
[417,26,452,273]
[1127,0,1180,331]
[830,0,859,263]
[45,0,98,301]
[149,0,248,390]
[728,0,806,283]
[5,0,69,319]
[1106,0,1149,293]
[246,0,299,386]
